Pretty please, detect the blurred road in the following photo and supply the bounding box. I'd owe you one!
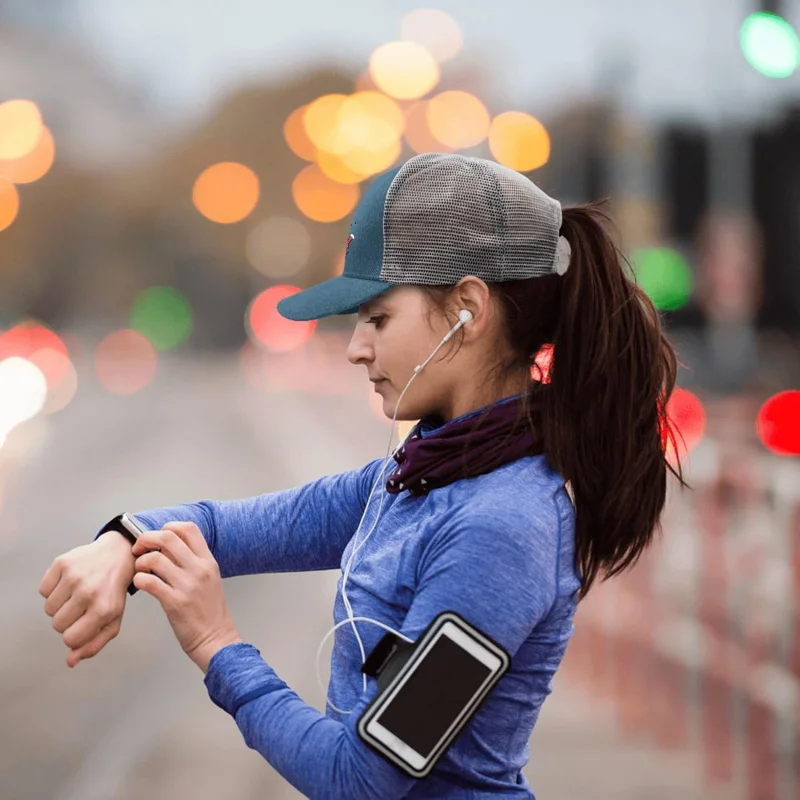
[0,349,739,799]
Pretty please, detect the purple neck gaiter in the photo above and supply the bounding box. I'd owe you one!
[386,392,544,496]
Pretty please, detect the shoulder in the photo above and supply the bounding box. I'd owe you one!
[421,455,570,572]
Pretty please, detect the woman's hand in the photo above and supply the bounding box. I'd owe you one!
[131,521,242,673]
[40,532,136,668]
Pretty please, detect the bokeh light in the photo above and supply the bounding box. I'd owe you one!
[247,285,317,352]
[0,321,68,364]
[292,165,360,222]
[338,138,402,178]
[400,9,463,63]
[41,358,78,414]
[0,126,55,184]
[404,101,454,154]
[192,162,260,224]
[757,390,800,456]
[26,346,71,392]
[489,112,551,171]
[740,12,800,79]
[531,343,553,384]
[316,150,369,185]
[0,180,20,232]
[94,330,158,395]
[129,286,193,351]
[631,247,694,311]
[664,386,706,461]
[0,99,43,160]
[0,357,48,447]
[427,91,490,149]
[303,92,404,177]
[247,216,312,278]
[339,91,405,151]
[283,105,317,162]
[304,94,351,155]
[369,41,440,100]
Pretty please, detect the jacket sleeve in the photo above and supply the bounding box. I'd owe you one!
[201,503,564,799]
[94,456,386,595]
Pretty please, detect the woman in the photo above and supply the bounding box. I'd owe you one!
[39,153,685,798]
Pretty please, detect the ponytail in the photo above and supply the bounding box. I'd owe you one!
[419,200,687,600]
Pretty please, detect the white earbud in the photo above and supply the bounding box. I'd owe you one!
[413,309,473,373]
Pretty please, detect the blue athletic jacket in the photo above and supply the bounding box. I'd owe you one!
[97,401,580,799]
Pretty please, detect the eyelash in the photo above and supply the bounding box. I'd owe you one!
[367,315,386,328]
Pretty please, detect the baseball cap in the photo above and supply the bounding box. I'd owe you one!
[276,152,571,322]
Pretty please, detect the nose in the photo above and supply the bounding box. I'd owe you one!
[346,322,375,368]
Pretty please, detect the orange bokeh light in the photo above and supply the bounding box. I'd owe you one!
[0,99,43,160]
[489,112,551,172]
[0,126,55,184]
[192,162,260,224]
[304,94,350,155]
[338,138,402,178]
[94,330,158,395]
[404,101,454,154]
[369,42,440,100]
[0,180,20,232]
[283,105,317,162]
[247,286,317,352]
[427,91,490,149]
[316,150,368,185]
[292,164,360,223]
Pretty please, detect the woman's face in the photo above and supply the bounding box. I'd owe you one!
[346,286,459,422]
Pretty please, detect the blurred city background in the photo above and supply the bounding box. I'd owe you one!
[1,0,799,798]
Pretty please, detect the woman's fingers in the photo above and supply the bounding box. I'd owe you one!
[51,594,87,635]
[131,528,194,568]
[134,550,182,587]
[42,574,76,620]
[66,621,121,668]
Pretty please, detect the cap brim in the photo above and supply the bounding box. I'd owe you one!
[276,275,395,321]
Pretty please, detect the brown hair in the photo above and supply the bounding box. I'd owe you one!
[420,200,688,600]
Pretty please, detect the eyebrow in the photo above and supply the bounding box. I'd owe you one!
[361,298,389,313]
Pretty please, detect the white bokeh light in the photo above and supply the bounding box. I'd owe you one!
[0,357,48,445]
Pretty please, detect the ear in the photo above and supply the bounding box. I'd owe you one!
[452,276,491,333]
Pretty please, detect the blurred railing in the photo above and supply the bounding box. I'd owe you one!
[562,423,800,800]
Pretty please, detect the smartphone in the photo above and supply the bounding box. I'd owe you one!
[119,512,146,541]
[357,611,510,778]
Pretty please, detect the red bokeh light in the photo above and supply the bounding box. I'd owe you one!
[0,322,71,388]
[663,386,706,460]
[247,286,316,352]
[94,329,158,395]
[531,344,553,384]
[757,391,800,456]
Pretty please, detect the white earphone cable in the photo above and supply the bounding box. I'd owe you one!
[317,309,473,713]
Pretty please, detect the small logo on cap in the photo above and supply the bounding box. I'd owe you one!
[346,233,355,253]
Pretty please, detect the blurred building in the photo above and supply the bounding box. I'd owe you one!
[0,12,158,167]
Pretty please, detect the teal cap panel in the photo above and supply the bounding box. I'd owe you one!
[343,166,401,280]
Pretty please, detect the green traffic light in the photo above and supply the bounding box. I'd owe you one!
[741,12,800,78]
[631,247,693,312]
[130,286,193,350]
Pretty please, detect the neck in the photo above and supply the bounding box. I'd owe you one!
[438,371,533,422]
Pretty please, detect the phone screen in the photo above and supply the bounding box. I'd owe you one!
[375,632,492,758]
